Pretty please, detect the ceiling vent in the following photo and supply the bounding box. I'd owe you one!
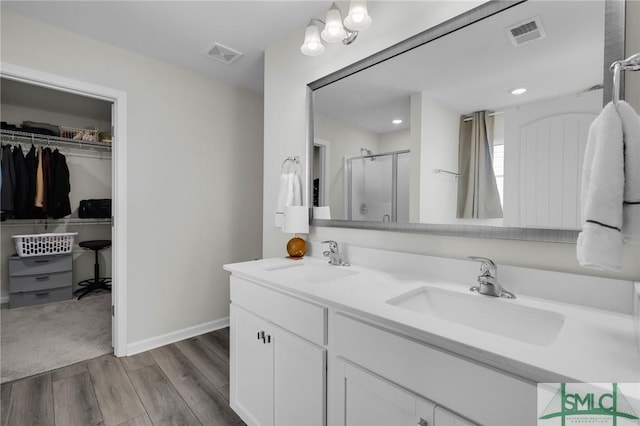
[505,16,546,47]
[205,42,243,65]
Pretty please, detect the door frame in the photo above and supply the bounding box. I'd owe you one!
[1,62,128,356]
[313,138,330,208]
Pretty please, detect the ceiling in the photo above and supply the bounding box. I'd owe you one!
[1,0,333,94]
[314,0,605,134]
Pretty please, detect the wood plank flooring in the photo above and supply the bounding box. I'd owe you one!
[0,328,244,426]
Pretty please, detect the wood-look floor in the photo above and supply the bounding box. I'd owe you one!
[0,328,245,426]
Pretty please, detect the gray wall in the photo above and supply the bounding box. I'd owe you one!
[1,10,264,349]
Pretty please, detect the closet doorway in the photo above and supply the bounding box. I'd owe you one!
[1,63,127,376]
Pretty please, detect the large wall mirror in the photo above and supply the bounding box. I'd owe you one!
[308,0,626,242]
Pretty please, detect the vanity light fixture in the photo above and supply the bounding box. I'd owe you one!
[510,87,527,95]
[300,1,372,56]
[392,119,403,125]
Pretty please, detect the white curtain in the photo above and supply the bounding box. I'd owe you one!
[457,111,503,219]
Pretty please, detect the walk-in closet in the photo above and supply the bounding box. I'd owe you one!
[1,77,114,383]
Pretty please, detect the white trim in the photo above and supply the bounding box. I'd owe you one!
[126,317,230,356]
[0,296,9,304]
[1,62,128,356]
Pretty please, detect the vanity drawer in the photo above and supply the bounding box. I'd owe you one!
[9,254,72,276]
[332,313,537,425]
[9,271,72,293]
[230,276,327,346]
[10,286,72,308]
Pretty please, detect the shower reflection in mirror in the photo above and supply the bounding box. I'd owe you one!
[345,149,410,222]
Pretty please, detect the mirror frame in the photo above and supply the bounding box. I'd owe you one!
[306,0,626,243]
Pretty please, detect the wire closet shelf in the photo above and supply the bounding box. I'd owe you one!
[0,129,112,155]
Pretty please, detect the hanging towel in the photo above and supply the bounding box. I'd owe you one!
[577,102,625,271]
[275,172,302,228]
[617,101,640,242]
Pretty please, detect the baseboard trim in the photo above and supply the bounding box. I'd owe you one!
[126,316,230,356]
[0,295,9,304]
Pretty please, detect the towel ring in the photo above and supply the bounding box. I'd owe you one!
[281,156,300,174]
[610,52,640,106]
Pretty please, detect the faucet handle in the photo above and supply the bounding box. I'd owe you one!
[467,256,497,277]
[321,240,339,252]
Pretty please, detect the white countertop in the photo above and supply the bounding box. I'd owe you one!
[224,256,640,384]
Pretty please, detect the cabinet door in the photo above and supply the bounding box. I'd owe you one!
[273,326,326,426]
[230,305,274,426]
[342,361,435,426]
[434,406,476,426]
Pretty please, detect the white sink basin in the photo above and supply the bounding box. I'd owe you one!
[265,261,358,284]
[386,286,565,346]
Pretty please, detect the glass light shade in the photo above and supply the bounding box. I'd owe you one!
[283,206,309,234]
[321,3,347,43]
[300,23,325,56]
[344,0,372,31]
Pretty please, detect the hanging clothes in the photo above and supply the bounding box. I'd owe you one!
[42,147,52,214]
[24,145,37,219]
[12,145,30,219]
[1,144,16,220]
[35,146,44,209]
[50,149,71,219]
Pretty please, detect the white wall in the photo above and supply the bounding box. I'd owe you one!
[415,96,460,223]
[1,11,264,348]
[264,1,640,281]
[313,112,379,221]
[378,129,410,153]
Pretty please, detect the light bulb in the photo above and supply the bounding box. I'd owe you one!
[344,0,372,31]
[321,3,347,43]
[301,22,325,56]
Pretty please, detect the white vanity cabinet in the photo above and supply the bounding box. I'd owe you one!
[229,276,327,426]
[330,313,537,425]
[334,359,475,426]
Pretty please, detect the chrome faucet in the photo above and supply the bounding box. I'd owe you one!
[322,240,348,266]
[468,256,515,299]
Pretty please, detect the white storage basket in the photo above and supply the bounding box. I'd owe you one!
[12,232,78,257]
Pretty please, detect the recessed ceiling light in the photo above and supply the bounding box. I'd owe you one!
[392,119,403,125]
[510,88,527,95]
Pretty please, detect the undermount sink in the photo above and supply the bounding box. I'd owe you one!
[265,261,358,284]
[386,286,565,346]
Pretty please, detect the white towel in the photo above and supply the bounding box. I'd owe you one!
[275,172,302,228]
[577,102,625,271]
[617,101,640,242]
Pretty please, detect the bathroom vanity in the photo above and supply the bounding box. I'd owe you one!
[224,246,640,425]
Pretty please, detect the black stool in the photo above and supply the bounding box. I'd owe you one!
[75,240,112,300]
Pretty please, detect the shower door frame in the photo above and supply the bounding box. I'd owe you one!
[345,149,409,222]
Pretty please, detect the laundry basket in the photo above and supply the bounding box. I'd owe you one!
[12,232,78,257]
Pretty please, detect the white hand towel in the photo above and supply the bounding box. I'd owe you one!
[617,101,640,243]
[276,173,293,214]
[291,172,302,207]
[275,172,303,228]
[577,102,625,271]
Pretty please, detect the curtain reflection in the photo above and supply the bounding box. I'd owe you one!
[457,111,503,219]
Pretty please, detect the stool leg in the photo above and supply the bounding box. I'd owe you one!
[94,249,100,286]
